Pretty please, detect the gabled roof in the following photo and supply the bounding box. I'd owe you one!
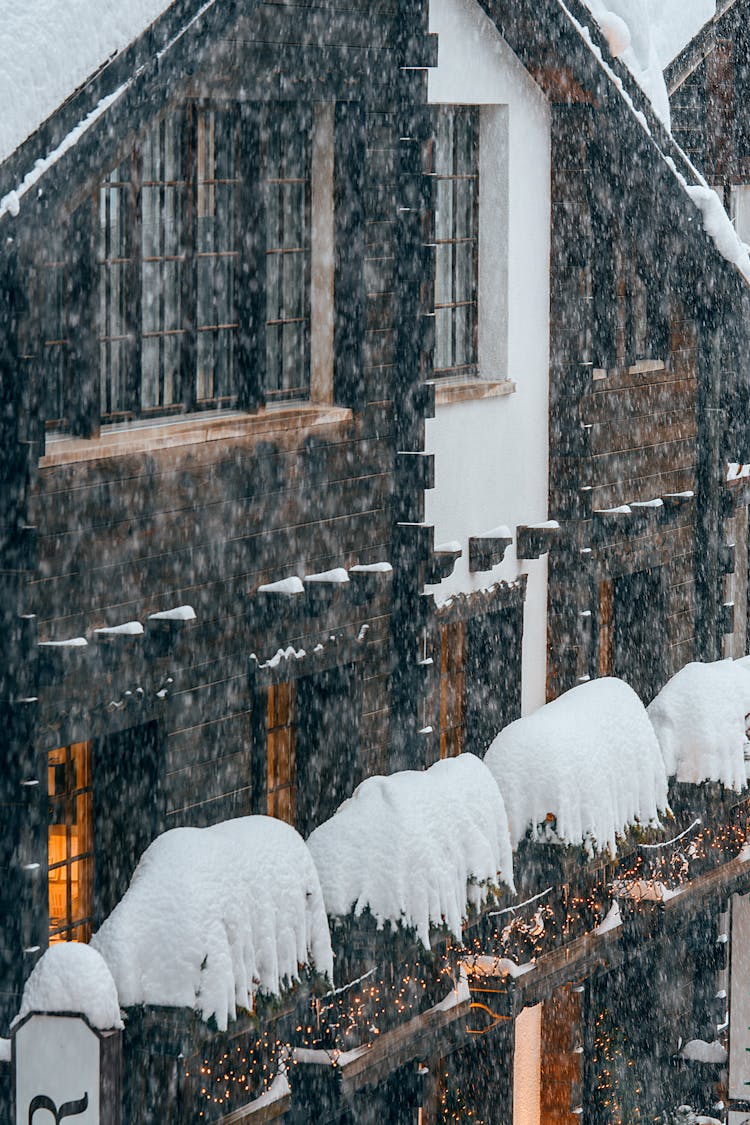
[0,0,230,228]
[666,0,742,93]
[0,0,176,166]
[471,0,749,289]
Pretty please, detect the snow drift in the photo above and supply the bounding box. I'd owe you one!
[307,754,514,947]
[13,943,123,1030]
[91,816,333,1031]
[484,677,668,854]
[648,660,750,790]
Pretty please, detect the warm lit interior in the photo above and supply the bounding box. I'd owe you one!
[48,741,93,943]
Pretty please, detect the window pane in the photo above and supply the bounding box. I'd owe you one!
[140,114,186,410]
[264,110,311,401]
[99,164,137,415]
[195,108,239,405]
[433,108,479,375]
[48,743,93,943]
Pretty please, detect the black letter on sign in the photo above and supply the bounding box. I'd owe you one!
[28,1092,89,1123]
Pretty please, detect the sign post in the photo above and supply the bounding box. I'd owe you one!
[12,1012,121,1125]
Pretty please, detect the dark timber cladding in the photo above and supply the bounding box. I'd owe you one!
[545,82,709,704]
[0,0,437,1028]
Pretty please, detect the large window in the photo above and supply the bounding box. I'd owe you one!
[34,102,317,430]
[434,107,479,376]
[48,742,94,943]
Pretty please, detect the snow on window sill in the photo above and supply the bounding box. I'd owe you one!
[39,404,353,468]
[431,376,517,406]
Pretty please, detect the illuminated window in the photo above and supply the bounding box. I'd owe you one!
[267,682,297,826]
[48,742,94,943]
[438,621,466,760]
[434,107,479,376]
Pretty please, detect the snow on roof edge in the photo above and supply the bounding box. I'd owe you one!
[0,0,220,226]
[555,0,750,288]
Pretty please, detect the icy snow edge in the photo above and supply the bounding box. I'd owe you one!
[307,754,514,947]
[91,816,333,1031]
[485,677,669,854]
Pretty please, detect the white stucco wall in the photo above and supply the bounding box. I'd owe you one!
[426,0,552,715]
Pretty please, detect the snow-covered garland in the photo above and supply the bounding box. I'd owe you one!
[12,659,750,1116]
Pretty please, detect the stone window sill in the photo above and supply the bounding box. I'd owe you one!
[430,377,517,406]
[40,404,353,467]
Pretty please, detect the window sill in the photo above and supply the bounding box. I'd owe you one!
[40,404,352,468]
[430,377,517,406]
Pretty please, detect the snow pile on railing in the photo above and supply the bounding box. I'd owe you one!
[13,943,123,1030]
[648,660,750,790]
[307,755,514,947]
[92,817,333,1031]
[484,677,668,854]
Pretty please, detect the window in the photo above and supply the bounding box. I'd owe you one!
[266,681,297,826]
[433,108,479,376]
[438,620,466,759]
[265,112,311,401]
[732,185,750,245]
[36,101,323,431]
[48,742,94,943]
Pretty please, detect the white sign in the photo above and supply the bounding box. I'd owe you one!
[15,1014,100,1124]
[730,894,750,1103]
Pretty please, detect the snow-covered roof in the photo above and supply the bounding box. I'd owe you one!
[307,754,514,947]
[0,0,176,165]
[648,660,750,790]
[13,943,123,1031]
[580,0,716,126]
[558,0,750,285]
[484,677,669,855]
[91,817,333,1031]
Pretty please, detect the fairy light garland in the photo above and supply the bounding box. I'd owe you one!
[175,798,750,1119]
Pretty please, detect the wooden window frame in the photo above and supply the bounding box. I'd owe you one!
[433,106,480,378]
[40,100,320,433]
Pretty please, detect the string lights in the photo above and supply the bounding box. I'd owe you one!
[176,794,750,1119]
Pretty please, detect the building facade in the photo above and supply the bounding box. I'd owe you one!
[1,0,750,1121]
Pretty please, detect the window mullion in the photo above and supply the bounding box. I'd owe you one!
[128,146,143,416]
[67,198,100,437]
[236,103,266,411]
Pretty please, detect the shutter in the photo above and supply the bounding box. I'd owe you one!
[295,663,360,836]
[333,101,367,410]
[93,721,163,924]
[464,605,523,757]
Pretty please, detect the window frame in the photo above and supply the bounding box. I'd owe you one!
[35,98,329,435]
[432,105,480,379]
[47,740,94,944]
